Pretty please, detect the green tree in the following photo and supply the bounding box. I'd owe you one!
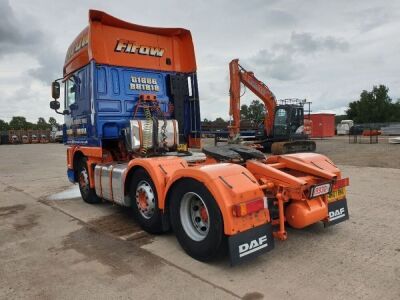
[214,117,226,123]
[37,117,50,130]
[0,119,9,131]
[240,100,265,124]
[346,85,400,123]
[240,104,249,120]
[9,116,28,130]
[48,117,59,127]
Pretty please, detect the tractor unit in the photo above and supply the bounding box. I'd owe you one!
[50,10,349,265]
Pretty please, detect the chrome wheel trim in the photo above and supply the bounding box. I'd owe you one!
[180,192,210,242]
[135,180,156,219]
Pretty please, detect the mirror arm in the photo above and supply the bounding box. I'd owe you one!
[54,109,65,115]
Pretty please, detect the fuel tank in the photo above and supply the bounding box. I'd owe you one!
[285,197,327,229]
[126,119,179,151]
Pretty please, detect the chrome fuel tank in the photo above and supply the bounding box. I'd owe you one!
[94,163,130,206]
[126,119,178,151]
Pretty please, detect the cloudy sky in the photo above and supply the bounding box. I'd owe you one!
[1,0,399,123]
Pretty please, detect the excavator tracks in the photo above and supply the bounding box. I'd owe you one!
[271,140,316,155]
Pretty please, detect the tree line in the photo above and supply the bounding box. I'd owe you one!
[346,85,400,123]
[0,116,60,131]
[203,100,266,125]
[204,85,400,125]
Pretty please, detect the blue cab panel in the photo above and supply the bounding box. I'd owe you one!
[64,60,201,147]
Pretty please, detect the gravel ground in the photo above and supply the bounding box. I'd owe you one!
[314,136,400,169]
[0,142,399,299]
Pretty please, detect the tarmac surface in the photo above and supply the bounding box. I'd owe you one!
[0,142,399,299]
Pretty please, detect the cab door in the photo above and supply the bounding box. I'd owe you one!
[273,107,289,138]
[64,67,90,144]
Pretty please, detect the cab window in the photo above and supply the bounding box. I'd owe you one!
[274,108,287,126]
[65,77,76,108]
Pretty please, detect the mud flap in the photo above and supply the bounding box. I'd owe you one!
[228,223,274,266]
[324,198,349,227]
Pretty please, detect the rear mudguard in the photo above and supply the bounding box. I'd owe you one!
[165,163,270,235]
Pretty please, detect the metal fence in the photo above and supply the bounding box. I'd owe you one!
[352,122,400,136]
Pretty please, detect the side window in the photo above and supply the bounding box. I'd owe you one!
[65,77,76,108]
[77,70,85,101]
[274,108,287,126]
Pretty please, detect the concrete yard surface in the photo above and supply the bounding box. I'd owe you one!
[0,143,400,299]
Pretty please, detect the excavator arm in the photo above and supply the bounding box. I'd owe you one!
[229,59,277,139]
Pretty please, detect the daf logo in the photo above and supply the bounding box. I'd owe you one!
[329,207,345,221]
[238,235,268,257]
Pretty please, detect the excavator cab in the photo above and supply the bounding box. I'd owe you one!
[256,103,315,154]
[273,104,306,139]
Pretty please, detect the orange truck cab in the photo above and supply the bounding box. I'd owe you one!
[50,10,349,265]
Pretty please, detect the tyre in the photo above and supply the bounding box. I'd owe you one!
[169,179,225,262]
[129,168,163,233]
[77,157,102,204]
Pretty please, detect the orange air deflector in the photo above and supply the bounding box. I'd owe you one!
[64,10,197,76]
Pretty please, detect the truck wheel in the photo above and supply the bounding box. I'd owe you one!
[77,157,102,204]
[130,168,163,233]
[170,179,225,262]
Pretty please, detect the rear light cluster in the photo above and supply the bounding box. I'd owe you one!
[233,198,265,217]
[332,178,349,190]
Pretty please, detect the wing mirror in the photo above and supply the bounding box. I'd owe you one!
[50,79,67,115]
[50,100,60,110]
[52,81,60,99]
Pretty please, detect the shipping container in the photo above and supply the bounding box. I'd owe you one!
[305,113,335,138]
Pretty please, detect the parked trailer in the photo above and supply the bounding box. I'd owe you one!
[49,10,349,265]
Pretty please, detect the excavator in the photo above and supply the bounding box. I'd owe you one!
[228,59,316,154]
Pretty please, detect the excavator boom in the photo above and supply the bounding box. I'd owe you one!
[228,59,316,154]
[229,59,276,138]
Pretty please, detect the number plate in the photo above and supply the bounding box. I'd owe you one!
[328,187,346,202]
[310,183,331,198]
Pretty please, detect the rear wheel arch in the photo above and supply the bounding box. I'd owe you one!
[128,167,164,233]
[164,177,188,216]
[168,177,226,261]
[124,165,145,198]
[165,176,227,230]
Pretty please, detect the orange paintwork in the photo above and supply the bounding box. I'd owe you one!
[67,146,113,188]
[64,10,197,76]
[122,157,268,235]
[70,141,347,237]
[164,163,269,235]
[245,152,344,239]
[362,129,381,136]
[285,198,327,229]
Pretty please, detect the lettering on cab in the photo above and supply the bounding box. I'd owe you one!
[114,40,164,57]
